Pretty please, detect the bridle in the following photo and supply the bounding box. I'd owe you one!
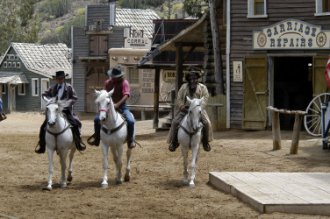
[98,100,126,135]
[180,103,203,138]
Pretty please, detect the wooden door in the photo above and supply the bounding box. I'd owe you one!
[242,56,268,130]
[85,65,108,112]
[89,35,108,56]
[313,56,328,96]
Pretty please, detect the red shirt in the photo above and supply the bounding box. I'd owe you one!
[104,78,130,104]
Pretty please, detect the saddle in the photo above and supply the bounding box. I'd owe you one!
[0,113,7,122]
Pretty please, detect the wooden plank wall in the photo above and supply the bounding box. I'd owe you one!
[72,27,89,112]
[230,0,330,128]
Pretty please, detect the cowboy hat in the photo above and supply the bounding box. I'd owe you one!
[53,71,68,79]
[107,65,125,78]
[184,67,202,81]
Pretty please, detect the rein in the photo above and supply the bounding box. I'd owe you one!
[179,103,202,147]
[99,106,125,136]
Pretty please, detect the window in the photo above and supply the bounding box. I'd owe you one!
[127,67,139,84]
[7,62,11,68]
[31,78,39,96]
[16,62,21,69]
[12,62,16,68]
[2,84,6,94]
[316,0,330,15]
[3,61,7,68]
[18,84,26,95]
[247,0,267,18]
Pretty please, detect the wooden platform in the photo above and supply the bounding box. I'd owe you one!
[209,172,330,216]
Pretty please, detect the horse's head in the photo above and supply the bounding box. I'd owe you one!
[43,96,64,126]
[95,89,115,122]
[186,96,204,131]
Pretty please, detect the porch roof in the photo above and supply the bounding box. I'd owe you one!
[0,72,28,84]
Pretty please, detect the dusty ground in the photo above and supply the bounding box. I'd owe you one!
[1,112,330,218]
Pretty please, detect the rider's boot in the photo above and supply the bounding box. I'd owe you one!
[35,125,46,154]
[202,127,211,152]
[87,122,101,146]
[168,133,179,152]
[71,126,86,151]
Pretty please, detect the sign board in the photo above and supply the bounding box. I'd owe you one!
[233,61,243,82]
[253,19,330,50]
[124,29,151,49]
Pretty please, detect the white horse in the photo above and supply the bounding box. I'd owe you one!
[178,97,204,187]
[95,89,132,188]
[43,97,75,190]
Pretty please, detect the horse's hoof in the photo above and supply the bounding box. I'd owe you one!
[101,183,108,189]
[124,175,130,182]
[189,182,195,187]
[60,183,67,188]
[67,175,73,182]
[42,186,52,191]
[115,179,123,185]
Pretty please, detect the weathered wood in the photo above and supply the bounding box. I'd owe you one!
[266,106,306,153]
[290,114,303,154]
[272,111,281,150]
[153,67,160,128]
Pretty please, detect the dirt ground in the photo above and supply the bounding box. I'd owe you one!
[1,112,330,219]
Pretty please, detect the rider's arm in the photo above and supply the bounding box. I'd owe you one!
[64,84,78,108]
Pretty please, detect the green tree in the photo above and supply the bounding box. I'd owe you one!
[183,0,208,18]
[0,0,39,54]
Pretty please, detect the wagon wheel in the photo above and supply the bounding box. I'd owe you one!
[304,93,330,137]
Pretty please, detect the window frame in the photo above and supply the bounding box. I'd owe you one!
[2,84,6,94]
[247,0,268,18]
[127,67,139,85]
[315,0,330,16]
[18,83,26,96]
[31,78,39,96]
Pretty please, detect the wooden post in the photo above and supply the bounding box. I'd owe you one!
[153,67,160,129]
[290,114,302,154]
[272,111,281,150]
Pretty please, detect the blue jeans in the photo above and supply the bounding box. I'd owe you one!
[94,105,135,141]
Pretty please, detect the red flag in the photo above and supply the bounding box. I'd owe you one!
[325,56,330,88]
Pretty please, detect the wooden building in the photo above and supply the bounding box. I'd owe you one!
[0,43,71,113]
[229,0,330,130]
[71,1,159,113]
[146,0,330,131]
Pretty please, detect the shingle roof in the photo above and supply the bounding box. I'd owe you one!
[116,8,160,38]
[10,43,72,78]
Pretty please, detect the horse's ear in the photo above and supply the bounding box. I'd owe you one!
[108,89,114,97]
[186,96,192,104]
[95,89,101,96]
[42,96,51,103]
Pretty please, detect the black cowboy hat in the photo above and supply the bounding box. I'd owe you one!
[53,71,68,79]
[184,67,202,81]
[107,65,125,78]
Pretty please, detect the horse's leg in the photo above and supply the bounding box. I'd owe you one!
[59,149,68,188]
[101,144,109,188]
[45,149,55,190]
[111,144,123,184]
[181,146,189,185]
[189,143,199,187]
[67,147,76,183]
[124,148,132,182]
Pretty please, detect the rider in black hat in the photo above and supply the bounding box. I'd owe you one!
[167,67,213,152]
[35,70,86,153]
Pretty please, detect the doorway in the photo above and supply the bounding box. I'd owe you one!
[273,57,313,130]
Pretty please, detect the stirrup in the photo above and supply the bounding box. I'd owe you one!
[76,141,86,151]
[87,134,100,146]
[35,142,45,154]
[203,143,211,152]
[128,141,136,149]
[168,143,179,152]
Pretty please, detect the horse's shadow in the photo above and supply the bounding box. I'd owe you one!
[20,180,102,191]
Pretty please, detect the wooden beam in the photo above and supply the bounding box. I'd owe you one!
[175,44,184,93]
[153,67,160,129]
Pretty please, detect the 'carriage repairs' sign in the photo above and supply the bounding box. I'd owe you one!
[253,19,330,50]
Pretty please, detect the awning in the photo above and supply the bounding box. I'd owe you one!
[0,74,29,84]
